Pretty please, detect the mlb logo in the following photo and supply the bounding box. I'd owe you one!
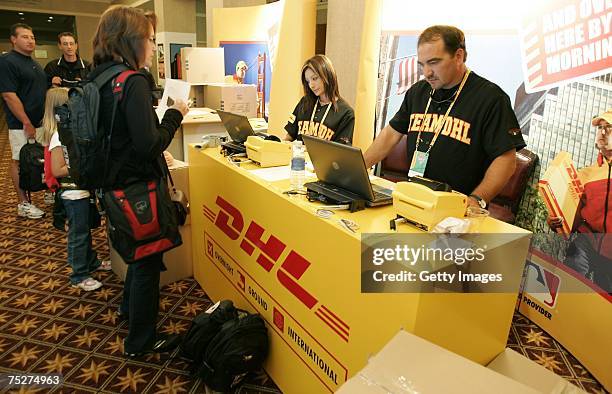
[523,260,561,308]
[206,240,214,257]
[273,307,284,332]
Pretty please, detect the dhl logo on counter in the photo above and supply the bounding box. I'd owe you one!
[202,196,351,342]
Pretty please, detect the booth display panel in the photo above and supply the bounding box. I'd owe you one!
[188,146,531,393]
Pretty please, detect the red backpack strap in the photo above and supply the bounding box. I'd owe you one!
[112,70,139,100]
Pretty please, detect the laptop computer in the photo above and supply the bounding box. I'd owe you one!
[216,110,255,153]
[302,135,393,207]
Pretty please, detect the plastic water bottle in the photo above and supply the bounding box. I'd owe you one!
[290,140,306,191]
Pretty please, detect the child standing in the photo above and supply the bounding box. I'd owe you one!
[42,87,110,291]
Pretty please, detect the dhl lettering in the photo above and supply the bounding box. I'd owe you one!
[278,251,318,309]
[450,118,463,140]
[430,114,443,133]
[240,221,286,272]
[288,326,339,385]
[461,122,471,144]
[441,117,453,136]
[213,198,319,310]
[408,113,472,145]
[214,196,244,240]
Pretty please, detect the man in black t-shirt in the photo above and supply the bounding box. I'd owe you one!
[364,25,525,209]
[0,23,47,219]
[44,32,90,88]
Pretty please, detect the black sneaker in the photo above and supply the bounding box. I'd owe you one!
[123,334,182,358]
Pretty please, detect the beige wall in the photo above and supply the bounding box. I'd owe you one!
[154,0,196,33]
[0,0,107,16]
[326,0,381,150]
[0,43,62,69]
[75,15,99,63]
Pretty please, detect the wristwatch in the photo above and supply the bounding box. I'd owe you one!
[469,194,487,209]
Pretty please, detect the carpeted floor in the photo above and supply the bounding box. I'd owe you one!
[0,120,606,393]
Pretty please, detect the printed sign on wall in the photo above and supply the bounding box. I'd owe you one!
[519,0,611,93]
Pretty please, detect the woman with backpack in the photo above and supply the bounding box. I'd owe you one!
[89,6,188,357]
[42,87,111,291]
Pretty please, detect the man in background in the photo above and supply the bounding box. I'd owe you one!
[0,23,47,218]
[44,32,90,88]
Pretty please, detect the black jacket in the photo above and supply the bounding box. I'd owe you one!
[44,55,91,87]
[88,61,183,188]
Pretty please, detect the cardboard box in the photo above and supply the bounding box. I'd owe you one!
[109,161,193,287]
[203,83,257,118]
[337,331,585,394]
[488,349,585,394]
[180,47,225,84]
[538,152,583,237]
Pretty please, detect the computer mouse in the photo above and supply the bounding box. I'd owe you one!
[264,134,281,142]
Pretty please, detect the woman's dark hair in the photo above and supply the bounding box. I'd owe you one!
[300,54,341,113]
[92,6,156,69]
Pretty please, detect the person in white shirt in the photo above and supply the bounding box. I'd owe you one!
[42,87,111,291]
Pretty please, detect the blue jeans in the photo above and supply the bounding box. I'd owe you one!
[62,196,100,284]
[121,253,163,353]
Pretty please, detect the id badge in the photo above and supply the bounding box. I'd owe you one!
[408,150,429,177]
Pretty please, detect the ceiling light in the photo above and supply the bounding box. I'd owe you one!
[48,16,53,19]
[47,19,52,22]
[18,12,24,15]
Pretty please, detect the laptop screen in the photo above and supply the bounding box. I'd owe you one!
[302,135,375,201]
[216,110,255,143]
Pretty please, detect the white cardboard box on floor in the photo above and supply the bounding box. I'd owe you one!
[336,330,585,394]
[109,160,193,287]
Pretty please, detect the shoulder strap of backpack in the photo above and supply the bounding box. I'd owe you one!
[103,69,141,185]
[93,63,129,89]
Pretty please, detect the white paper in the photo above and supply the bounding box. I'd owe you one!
[156,78,191,120]
[249,166,291,182]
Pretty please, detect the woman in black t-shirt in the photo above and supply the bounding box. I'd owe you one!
[284,55,354,145]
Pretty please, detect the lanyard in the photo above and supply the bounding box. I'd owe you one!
[310,99,332,127]
[415,69,471,153]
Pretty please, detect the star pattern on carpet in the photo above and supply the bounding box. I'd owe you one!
[113,368,149,392]
[72,328,104,348]
[78,359,112,384]
[8,345,43,368]
[41,353,77,374]
[533,351,565,373]
[523,328,551,347]
[155,375,190,393]
[40,298,68,314]
[40,322,71,341]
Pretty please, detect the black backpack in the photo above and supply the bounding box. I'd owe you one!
[54,64,137,190]
[180,300,238,366]
[19,140,46,192]
[197,310,269,392]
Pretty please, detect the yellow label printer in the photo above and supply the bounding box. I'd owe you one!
[392,177,467,231]
[244,136,292,167]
